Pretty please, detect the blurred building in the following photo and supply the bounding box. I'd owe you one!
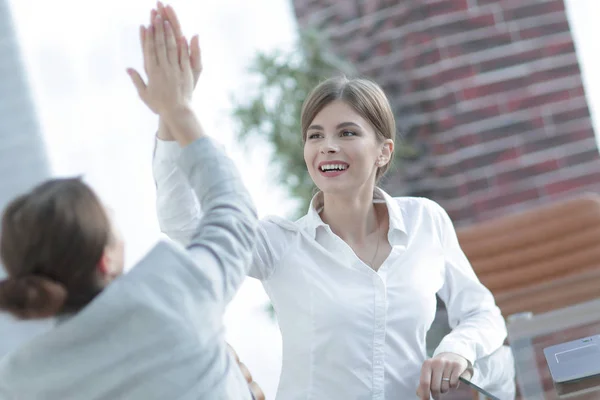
[0,0,53,356]
[292,0,600,225]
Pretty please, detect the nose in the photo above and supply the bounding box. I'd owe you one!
[320,139,339,154]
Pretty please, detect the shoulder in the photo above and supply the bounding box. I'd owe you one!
[261,215,299,233]
[256,215,300,252]
[388,196,453,235]
[391,196,448,218]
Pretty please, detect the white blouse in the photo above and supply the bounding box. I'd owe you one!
[153,139,507,400]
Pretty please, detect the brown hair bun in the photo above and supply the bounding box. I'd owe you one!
[0,275,67,319]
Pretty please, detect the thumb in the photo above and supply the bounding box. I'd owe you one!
[126,68,146,97]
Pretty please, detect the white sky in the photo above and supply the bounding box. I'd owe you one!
[5,0,600,398]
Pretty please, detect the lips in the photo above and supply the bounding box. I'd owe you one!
[318,161,349,177]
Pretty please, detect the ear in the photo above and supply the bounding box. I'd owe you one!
[378,139,394,166]
[96,251,111,277]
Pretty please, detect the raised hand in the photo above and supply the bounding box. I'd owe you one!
[147,2,202,141]
[127,13,193,115]
[156,2,202,87]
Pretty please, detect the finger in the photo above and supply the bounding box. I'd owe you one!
[458,368,471,389]
[139,23,146,46]
[190,35,202,75]
[143,25,158,70]
[164,20,178,65]
[417,362,433,400]
[238,362,252,383]
[126,68,146,96]
[179,36,192,74]
[249,382,265,400]
[440,364,453,394]
[153,14,168,66]
[430,361,444,398]
[165,4,184,39]
[226,343,240,362]
[140,24,148,75]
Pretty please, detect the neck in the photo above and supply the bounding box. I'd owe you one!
[320,185,378,244]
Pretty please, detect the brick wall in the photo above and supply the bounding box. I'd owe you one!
[292,0,600,225]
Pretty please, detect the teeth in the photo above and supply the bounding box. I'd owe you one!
[320,164,347,171]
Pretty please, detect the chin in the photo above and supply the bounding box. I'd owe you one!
[316,181,356,196]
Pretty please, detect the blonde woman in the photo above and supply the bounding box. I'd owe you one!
[154,6,515,399]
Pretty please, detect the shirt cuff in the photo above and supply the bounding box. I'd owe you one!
[432,339,476,367]
[154,136,183,162]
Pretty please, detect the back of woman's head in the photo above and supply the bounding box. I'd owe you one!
[0,178,111,319]
[301,76,397,181]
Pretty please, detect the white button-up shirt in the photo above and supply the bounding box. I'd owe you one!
[153,139,507,400]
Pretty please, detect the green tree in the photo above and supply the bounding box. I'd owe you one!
[232,28,415,219]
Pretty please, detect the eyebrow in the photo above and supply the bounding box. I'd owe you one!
[307,122,362,131]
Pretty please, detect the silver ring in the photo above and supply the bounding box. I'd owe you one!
[442,378,451,382]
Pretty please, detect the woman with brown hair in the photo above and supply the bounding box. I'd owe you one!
[0,13,259,400]
[153,5,516,400]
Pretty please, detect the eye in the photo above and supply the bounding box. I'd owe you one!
[308,133,322,139]
[341,130,356,137]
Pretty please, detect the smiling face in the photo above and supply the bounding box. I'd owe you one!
[304,100,392,195]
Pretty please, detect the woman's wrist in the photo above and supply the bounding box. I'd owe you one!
[161,105,205,147]
[157,118,175,141]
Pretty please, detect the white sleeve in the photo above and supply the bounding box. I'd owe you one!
[431,202,507,365]
[176,137,258,304]
[153,137,202,247]
[153,137,290,282]
[248,218,292,281]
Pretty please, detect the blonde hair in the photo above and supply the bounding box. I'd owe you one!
[300,76,396,181]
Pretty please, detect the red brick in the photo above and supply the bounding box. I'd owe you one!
[456,147,521,171]
[503,1,565,22]
[455,103,502,125]
[462,76,525,101]
[436,182,470,201]
[478,48,544,73]
[476,0,500,6]
[454,132,481,147]
[466,176,493,192]
[542,37,576,58]
[422,0,469,17]
[523,126,593,154]
[445,29,513,56]
[545,170,600,196]
[506,89,571,113]
[551,104,590,126]
[429,13,496,36]
[561,147,600,168]
[474,187,541,212]
[569,84,586,99]
[437,64,477,83]
[519,19,570,40]
[496,159,561,185]
[479,118,538,143]
[530,62,580,85]
[402,47,442,70]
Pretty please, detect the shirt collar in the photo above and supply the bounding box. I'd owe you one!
[300,187,407,239]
